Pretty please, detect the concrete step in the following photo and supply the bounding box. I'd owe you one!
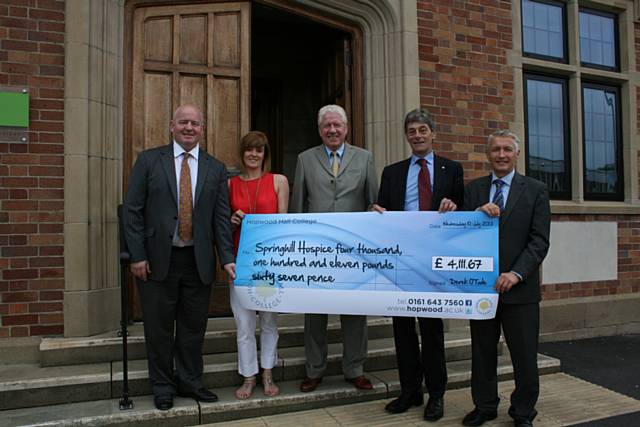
[0,353,561,427]
[38,314,395,366]
[1,327,486,411]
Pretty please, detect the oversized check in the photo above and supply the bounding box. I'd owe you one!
[233,211,499,319]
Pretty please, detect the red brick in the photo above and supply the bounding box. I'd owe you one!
[28,279,63,290]
[37,0,65,11]
[2,246,37,257]
[2,200,39,210]
[36,87,63,98]
[9,6,28,18]
[29,166,63,176]
[1,62,36,74]
[37,133,63,143]
[0,223,37,234]
[28,30,64,43]
[2,177,38,187]
[39,177,63,187]
[38,267,63,278]
[8,189,27,198]
[37,222,62,232]
[30,120,63,132]
[38,313,63,324]
[39,156,63,166]
[29,301,62,312]
[2,269,38,280]
[1,39,37,51]
[9,235,27,245]
[2,153,40,164]
[29,188,63,199]
[10,257,28,268]
[38,20,64,32]
[39,290,62,300]
[39,245,62,256]
[29,256,63,267]
[38,42,63,54]
[29,9,64,21]
[10,326,29,337]
[8,303,29,314]
[30,324,63,335]
[28,143,63,154]
[29,234,63,245]
[2,314,38,326]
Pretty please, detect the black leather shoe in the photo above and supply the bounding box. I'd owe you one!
[514,420,533,427]
[154,394,173,411]
[385,392,424,413]
[424,397,444,421]
[177,387,218,402]
[462,408,498,426]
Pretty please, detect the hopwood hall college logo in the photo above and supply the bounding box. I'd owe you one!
[247,279,285,310]
[476,298,493,315]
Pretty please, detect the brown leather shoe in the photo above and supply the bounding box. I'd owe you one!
[300,377,322,392]
[345,375,373,390]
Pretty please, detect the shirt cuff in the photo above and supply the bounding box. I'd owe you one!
[510,270,523,282]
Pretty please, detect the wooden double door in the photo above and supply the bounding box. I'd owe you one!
[125,1,362,318]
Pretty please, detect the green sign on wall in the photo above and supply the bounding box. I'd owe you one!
[0,91,29,127]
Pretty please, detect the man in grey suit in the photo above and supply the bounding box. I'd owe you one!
[290,104,378,392]
[461,130,550,427]
[124,104,236,410]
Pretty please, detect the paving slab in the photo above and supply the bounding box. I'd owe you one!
[201,373,640,427]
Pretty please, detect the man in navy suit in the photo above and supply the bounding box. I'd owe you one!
[461,130,550,427]
[124,104,236,410]
[371,108,464,421]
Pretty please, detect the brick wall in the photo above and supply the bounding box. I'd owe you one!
[0,0,64,337]
[417,0,513,179]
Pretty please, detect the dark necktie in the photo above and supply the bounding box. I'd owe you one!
[179,152,193,241]
[417,158,432,211]
[492,179,505,211]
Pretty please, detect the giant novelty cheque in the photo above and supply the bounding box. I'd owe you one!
[233,211,499,319]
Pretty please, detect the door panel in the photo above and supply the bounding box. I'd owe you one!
[129,2,250,318]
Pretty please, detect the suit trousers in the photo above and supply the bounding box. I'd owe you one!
[392,316,447,398]
[470,302,540,422]
[230,286,279,377]
[304,313,368,379]
[137,246,211,396]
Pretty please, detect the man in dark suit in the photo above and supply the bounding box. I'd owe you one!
[290,104,378,393]
[124,104,236,410]
[461,130,550,427]
[371,107,464,422]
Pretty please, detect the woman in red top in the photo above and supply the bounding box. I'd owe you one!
[228,131,289,399]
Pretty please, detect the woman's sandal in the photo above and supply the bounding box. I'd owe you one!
[262,370,280,397]
[235,376,256,400]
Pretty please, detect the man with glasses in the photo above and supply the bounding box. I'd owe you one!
[124,104,235,410]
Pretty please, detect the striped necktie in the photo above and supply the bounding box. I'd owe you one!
[492,179,505,212]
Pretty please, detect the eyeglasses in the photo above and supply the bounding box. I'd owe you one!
[175,120,204,127]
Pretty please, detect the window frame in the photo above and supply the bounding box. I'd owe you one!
[521,0,568,64]
[578,7,620,72]
[523,72,572,200]
[581,81,624,201]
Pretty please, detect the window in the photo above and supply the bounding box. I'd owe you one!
[579,9,617,70]
[520,2,628,203]
[522,0,566,62]
[524,74,570,199]
[582,84,623,200]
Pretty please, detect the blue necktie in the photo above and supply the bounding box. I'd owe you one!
[492,179,505,211]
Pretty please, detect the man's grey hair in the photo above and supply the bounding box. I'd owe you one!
[487,129,520,152]
[404,107,435,133]
[317,104,348,127]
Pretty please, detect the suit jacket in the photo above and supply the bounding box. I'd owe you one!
[463,172,550,304]
[290,143,378,213]
[123,143,234,285]
[377,154,464,211]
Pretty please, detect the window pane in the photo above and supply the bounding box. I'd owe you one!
[579,10,616,68]
[583,86,621,198]
[522,0,565,60]
[525,77,569,196]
